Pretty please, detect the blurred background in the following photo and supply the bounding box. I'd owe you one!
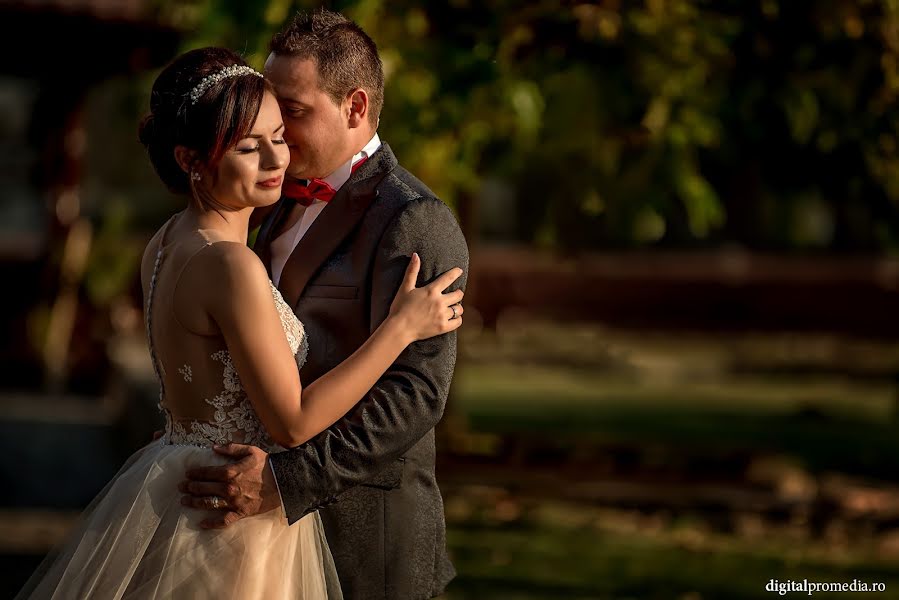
[2,0,899,598]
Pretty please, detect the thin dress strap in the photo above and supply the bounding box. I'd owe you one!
[145,215,175,419]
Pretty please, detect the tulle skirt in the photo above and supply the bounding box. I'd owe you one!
[17,440,341,600]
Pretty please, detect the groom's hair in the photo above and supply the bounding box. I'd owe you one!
[270,9,384,126]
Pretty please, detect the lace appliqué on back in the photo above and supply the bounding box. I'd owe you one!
[167,349,271,448]
[147,225,309,450]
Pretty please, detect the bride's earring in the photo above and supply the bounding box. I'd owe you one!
[191,170,202,182]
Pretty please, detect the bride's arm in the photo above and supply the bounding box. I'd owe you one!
[293,254,462,445]
[205,243,462,449]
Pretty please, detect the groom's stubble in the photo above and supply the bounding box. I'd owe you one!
[264,53,376,181]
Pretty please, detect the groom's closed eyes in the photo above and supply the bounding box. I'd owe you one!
[279,100,311,118]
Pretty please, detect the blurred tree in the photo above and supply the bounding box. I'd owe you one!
[156,0,899,253]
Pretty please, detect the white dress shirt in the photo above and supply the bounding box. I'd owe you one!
[267,133,381,510]
[270,133,382,286]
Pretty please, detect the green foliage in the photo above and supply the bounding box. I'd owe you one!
[83,199,144,307]
[166,0,899,252]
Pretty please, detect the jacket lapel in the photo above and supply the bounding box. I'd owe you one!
[278,143,398,309]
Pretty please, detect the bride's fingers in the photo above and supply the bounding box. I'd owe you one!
[443,289,464,306]
[445,313,463,332]
[401,253,421,292]
[426,267,463,293]
[446,304,464,320]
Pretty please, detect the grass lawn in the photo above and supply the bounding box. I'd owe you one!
[452,363,899,479]
[442,327,899,597]
[444,519,897,599]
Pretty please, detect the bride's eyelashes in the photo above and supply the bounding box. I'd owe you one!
[235,138,287,154]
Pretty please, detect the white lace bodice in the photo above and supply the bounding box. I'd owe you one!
[146,223,308,452]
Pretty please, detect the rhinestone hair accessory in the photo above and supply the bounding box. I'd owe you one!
[189,65,263,104]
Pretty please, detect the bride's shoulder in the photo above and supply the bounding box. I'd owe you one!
[192,243,276,323]
[194,241,269,289]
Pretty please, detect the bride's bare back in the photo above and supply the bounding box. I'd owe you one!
[141,215,306,450]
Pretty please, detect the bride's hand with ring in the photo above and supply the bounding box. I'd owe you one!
[387,253,464,343]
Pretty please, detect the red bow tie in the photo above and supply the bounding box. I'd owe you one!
[282,157,369,207]
[282,178,335,206]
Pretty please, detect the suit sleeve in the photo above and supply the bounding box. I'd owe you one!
[269,196,469,524]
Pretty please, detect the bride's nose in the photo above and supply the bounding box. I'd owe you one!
[261,142,288,170]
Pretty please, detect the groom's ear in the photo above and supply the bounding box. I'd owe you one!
[346,88,369,129]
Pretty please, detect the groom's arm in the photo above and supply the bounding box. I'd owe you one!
[269,196,468,524]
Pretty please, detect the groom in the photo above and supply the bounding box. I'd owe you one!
[180,9,467,600]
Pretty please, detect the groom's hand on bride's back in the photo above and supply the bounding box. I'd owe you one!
[179,443,281,529]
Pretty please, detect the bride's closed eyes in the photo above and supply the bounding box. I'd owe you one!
[236,138,287,154]
[235,123,287,153]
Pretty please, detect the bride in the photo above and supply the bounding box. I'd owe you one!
[17,47,463,600]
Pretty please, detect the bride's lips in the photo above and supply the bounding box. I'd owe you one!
[257,175,283,188]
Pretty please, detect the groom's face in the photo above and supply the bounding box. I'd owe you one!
[264,53,353,180]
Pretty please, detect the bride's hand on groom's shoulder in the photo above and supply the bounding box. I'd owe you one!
[387,252,465,343]
[179,443,281,529]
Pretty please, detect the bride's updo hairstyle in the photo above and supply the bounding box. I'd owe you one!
[138,47,272,197]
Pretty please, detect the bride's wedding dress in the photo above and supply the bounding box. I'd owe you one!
[18,220,340,599]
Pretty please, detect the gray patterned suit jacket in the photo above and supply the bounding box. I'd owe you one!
[255,144,466,600]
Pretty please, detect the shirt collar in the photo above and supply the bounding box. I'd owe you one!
[321,132,382,191]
